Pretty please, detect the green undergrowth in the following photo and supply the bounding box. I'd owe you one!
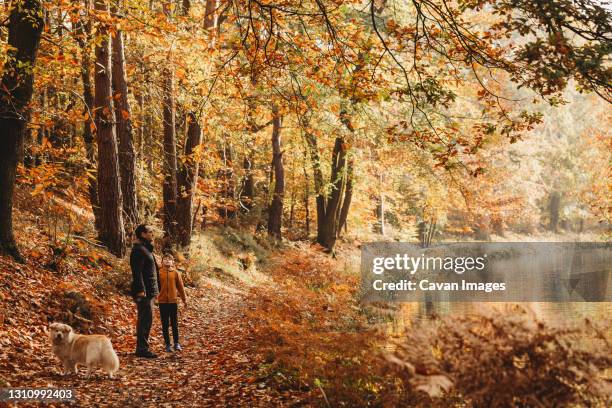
[187,227,273,287]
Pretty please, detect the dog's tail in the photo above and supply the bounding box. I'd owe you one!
[103,340,120,376]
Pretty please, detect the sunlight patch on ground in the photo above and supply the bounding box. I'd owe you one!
[188,230,271,287]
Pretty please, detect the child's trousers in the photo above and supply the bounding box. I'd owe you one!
[159,303,179,345]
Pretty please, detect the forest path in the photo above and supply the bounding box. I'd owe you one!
[22,281,300,407]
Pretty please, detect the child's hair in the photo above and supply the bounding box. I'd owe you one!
[162,253,175,260]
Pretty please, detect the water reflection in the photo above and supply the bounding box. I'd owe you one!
[362,242,611,302]
[389,301,611,335]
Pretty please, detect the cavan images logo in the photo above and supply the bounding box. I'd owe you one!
[361,242,611,302]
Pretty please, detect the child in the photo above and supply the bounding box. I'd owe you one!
[157,254,187,352]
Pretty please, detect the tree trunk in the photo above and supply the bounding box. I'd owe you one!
[0,0,44,260]
[37,89,47,164]
[267,107,284,239]
[142,77,154,173]
[288,165,296,229]
[111,17,138,229]
[549,191,561,233]
[217,142,236,220]
[427,218,437,246]
[302,147,311,237]
[93,0,126,257]
[176,113,202,247]
[302,115,352,252]
[74,3,103,234]
[240,55,262,216]
[204,0,218,31]
[82,55,103,233]
[135,90,144,158]
[182,0,190,15]
[239,106,273,213]
[317,137,348,251]
[172,0,217,244]
[376,194,385,236]
[337,158,353,237]
[302,120,325,237]
[162,68,178,245]
[240,155,255,211]
[375,172,385,235]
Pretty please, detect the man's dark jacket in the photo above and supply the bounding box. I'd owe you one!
[130,241,160,298]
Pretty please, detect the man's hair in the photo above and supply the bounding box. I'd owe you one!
[134,224,150,240]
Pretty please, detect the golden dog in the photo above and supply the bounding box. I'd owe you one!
[49,323,119,379]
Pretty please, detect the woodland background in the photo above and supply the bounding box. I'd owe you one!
[0,0,610,406]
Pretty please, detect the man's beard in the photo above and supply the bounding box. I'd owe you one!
[141,238,154,252]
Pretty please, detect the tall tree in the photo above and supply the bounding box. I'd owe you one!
[240,155,255,211]
[316,136,350,252]
[240,91,259,213]
[175,0,219,247]
[111,2,138,229]
[267,106,284,239]
[217,142,237,220]
[336,107,356,238]
[161,0,177,245]
[162,67,179,246]
[0,0,44,260]
[176,113,202,247]
[240,86,273,212]
[93,0,126,257]
[301,113,352,252]
[74,0,102,233]
[336,158,353,236]
[302,146,311,237]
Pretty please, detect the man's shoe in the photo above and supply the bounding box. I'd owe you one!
[174,343,182,351]
[165,344,173,353]
[135,350,158,358]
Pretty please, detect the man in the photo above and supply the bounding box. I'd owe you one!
[130,224,160,358]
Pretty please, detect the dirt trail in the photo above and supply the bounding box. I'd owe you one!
[6,280,303,407]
